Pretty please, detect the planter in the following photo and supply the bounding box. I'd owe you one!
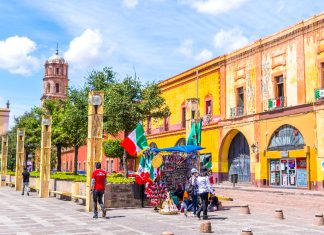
[104,183,145,208]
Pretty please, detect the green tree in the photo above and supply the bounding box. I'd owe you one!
[43,99,69,171]
[105,77,170,176]
[15,106,42,167]
[61,87,88,174]
[103,139,124,159]
[6,127,17,171]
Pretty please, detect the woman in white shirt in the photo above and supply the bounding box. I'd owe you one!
[196,167,214,220]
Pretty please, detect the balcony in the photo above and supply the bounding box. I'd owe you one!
[268,96,285,110]
[230,106,244,118]
[315,88,324,100]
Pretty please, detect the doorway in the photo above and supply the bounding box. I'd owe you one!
[228,132,250,182]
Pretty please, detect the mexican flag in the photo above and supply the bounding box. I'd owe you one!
[136,152,159,184]
[120,123,148,156]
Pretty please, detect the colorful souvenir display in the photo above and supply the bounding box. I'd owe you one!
[160,152,198,192]
[145,182,167,207]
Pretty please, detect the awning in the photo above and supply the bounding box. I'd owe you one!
[151,145,204,153]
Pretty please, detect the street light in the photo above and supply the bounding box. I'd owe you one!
[89,94,103,115]
[251,143,258,153]
[42,118,51,132]
[18,130,24,141]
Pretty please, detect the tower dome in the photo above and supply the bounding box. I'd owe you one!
[47,49,65,63]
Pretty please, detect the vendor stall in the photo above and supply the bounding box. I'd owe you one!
[136,145,204,213]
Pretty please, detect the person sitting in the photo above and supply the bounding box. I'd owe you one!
[180,194,192,217]
[208,193,221,212]
[173,184,184,201]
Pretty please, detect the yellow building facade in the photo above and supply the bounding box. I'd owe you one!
[148,14,324,190]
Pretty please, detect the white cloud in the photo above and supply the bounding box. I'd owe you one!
[180,0,247,15]
[178,39,213,63]
[0,36,39,75]
[64,29,109,70]
[196,49,213,62]
[178,39,193,57]
[123,0,139,8]
[213,28,250,53]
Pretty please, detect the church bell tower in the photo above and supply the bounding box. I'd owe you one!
[41,47,68,101]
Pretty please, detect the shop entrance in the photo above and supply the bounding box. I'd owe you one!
[228,132,250,182]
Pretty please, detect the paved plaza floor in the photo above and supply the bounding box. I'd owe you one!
[1,187,324,235]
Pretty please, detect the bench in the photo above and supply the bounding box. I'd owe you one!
[50,190,72,200]
[6,182,15,187]
[72,194,86,204]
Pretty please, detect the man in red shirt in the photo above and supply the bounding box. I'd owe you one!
[91,162,107,218]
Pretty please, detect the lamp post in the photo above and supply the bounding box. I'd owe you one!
[86,91,104,212]
[0,135,8,186]
[15,129,25,191]
[39,116,51,198]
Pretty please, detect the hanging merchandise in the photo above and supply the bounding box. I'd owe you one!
[145,182,167,208]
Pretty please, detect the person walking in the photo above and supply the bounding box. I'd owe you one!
[187,168,199,216]
[91,162,107,219]
[196,167,214,220]
[22,167,30,196]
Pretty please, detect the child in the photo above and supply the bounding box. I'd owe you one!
[208,193,221,212]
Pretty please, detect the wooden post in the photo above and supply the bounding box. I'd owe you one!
[15,129,25,191]
[39,116,52,198]
[0,135,8,186]
[86,91,104,212]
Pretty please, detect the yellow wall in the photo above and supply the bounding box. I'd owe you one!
[151,68,220,130]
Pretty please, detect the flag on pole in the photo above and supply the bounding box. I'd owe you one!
[120,123,148,156]
[187,119,202,146]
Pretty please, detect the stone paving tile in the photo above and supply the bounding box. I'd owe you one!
[2,187,324,234]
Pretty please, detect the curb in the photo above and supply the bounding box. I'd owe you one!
[215,186,324,197]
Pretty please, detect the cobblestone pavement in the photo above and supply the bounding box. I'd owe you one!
[1,187,324,235]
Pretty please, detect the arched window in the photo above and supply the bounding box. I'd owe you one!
[149,142,158,148]
[56,83,60,93]
[175,138,186,146]
[267,125,305,151]
[47,83,50,93]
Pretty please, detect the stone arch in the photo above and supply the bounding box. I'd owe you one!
[175,138,186,146]
[149,142,158,148]
[218,129,252,182]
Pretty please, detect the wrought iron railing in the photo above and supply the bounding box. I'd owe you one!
[230,106,244,118]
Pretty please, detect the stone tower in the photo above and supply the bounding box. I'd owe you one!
[41,48,68,101]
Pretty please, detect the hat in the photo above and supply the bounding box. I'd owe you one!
[191,168,198,174]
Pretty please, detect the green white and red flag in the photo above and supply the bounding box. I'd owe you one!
[120,123,148,157]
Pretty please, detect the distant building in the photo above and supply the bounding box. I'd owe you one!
[41,49,68,101]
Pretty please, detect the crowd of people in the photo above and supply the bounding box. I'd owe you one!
[172,167,221,220]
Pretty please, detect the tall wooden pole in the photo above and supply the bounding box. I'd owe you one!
[86,91,104,212]
[0,135,8,186]
[15,129,25,191]
[39,116,52,198]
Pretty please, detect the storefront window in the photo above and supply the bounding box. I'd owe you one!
[269,158,307,188]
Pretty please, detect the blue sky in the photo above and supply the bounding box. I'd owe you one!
[0,0,323,127]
